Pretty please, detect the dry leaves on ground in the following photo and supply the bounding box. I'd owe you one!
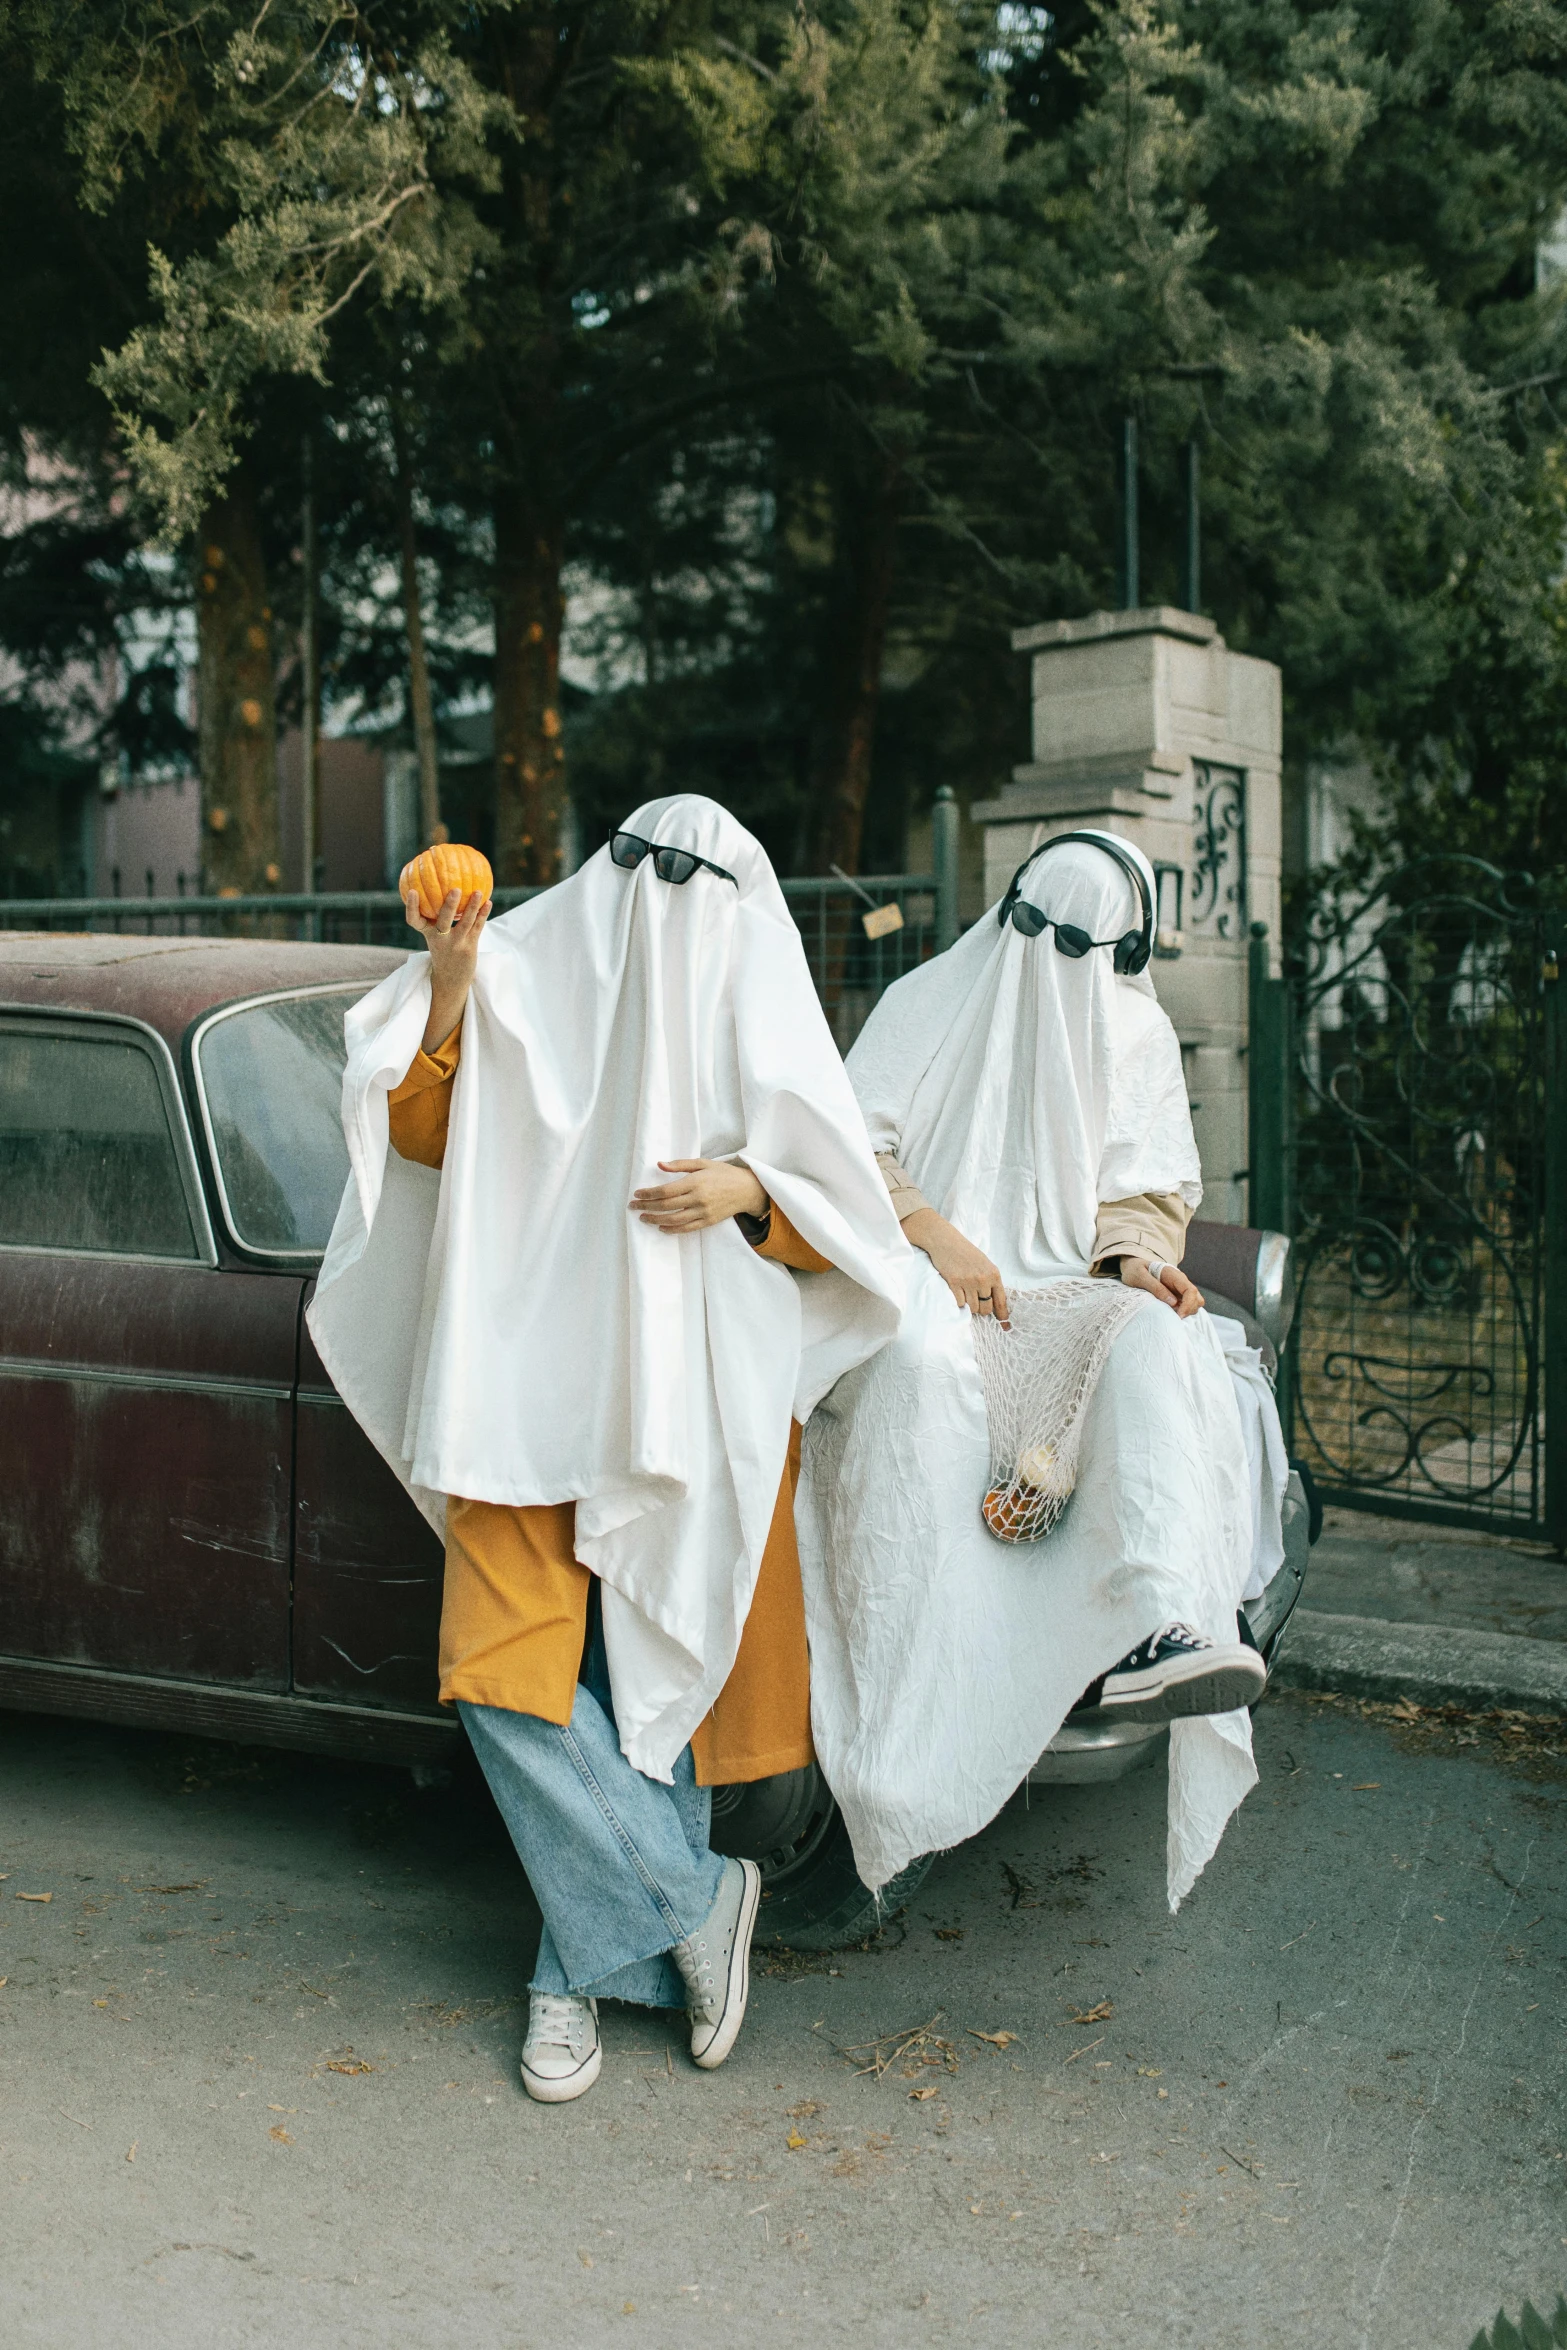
[268,2126,292,2144]
[840,2012,961,2082]
[1293,1689,1567,1772]
[1063,2000,1114,2025]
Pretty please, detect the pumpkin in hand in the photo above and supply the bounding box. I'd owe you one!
[399,842,494,920]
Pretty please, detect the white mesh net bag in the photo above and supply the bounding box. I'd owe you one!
[972,1279,1149,1542]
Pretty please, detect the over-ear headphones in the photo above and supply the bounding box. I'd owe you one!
[996,829,1154,976]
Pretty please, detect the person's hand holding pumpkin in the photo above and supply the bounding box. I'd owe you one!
[405,883,491,1052]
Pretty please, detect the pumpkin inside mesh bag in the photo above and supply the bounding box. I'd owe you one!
[973,1280,1148,1541]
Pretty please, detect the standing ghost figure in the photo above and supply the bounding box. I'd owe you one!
[310,793,907,2097]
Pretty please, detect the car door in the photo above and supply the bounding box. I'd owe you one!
[181,980,447,1715]
[0,1011,298,1688]
[292,1301,446,1713]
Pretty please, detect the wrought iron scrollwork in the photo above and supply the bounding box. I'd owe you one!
[1287,857,1545,1529]
[1189,764,1247,938]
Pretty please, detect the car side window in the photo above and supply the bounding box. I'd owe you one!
[0,1023,201,1259]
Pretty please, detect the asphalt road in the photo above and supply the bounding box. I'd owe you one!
[2,1691,1563,2349]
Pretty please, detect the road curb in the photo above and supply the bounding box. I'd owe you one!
[1273,1608,1567,1717]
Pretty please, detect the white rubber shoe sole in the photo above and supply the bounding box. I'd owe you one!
[1098,1642,1266,1723]
[691,1856,761,2072]
[521,1998,601,2104]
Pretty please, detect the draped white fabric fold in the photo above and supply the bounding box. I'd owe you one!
[799,831,1279,1908]
[308,794,907,1782]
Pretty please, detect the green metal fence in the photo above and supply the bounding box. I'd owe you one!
[0,790,963,1053]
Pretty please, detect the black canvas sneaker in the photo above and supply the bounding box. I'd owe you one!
[1098,1622,1267,1722]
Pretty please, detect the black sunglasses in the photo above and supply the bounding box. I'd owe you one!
[610,831,737,888]
[1004,902,1126,957]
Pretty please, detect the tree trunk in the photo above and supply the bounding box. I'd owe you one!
[486,10,572,888]
[195,461,279,894]
[808,454,904,874]
[492,473,566,885]
[391,401,443,847]
[299,435,320,890]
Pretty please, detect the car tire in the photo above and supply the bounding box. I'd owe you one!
[709,1764,932,1952]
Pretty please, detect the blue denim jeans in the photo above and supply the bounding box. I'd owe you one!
[458,1601,725,2008]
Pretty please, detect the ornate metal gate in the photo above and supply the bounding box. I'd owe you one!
[1255,857,1567,1538]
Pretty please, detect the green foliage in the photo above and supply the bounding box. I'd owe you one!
[1470,2293,1567,2350]
[3,0,1567,872]
[60,0,494,539]
[1170,0,1567,766]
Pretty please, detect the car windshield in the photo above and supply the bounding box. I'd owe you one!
[195,988,364,1254]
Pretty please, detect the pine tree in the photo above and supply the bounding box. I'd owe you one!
[10,0,488,887]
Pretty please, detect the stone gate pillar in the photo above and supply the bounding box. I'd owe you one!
[972,607,1282,1224]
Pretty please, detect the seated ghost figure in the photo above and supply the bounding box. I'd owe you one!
[797,831,1289,1911]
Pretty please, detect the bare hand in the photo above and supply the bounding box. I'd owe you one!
[1120,1255,1204,1317]
[900,1207,1010,1326]
[405,886,490,1052]
[633,1159,769,1233]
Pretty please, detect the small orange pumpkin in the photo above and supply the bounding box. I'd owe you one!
[982,1443,1073,1543]
[982,1482,1050,1543]
[399,842,493,920]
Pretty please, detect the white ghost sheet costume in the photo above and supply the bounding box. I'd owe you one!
[797,832,1287,1909]
[307,794,907,1784]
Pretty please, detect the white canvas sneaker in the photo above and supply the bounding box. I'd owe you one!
[671,1856,762,2071]
[1099,1622,1267,1722]
[520,1991,600,2104]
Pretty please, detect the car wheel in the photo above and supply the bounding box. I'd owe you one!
[709,1765,932,1952]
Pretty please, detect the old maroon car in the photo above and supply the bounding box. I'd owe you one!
[0,930,1308,1947]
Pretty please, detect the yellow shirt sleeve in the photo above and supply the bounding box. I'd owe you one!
[749,1198,833,1275]
[387,1022,462,1170]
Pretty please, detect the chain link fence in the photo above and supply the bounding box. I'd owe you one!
[0,853,959,1054]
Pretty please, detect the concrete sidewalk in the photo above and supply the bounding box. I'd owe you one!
[1277,1507,1567,1714]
